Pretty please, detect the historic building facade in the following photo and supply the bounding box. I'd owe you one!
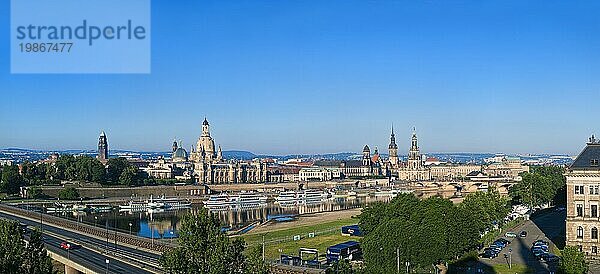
[566,135,600,257]
[340,145,383,177]
[189,118,268,184]
[397,130,431,181]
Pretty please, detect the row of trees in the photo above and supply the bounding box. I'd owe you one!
[358,190,510,273]
[0,219,55,274]
[509,166,566,207]
[0,155,166,195]
[160,207,269,274]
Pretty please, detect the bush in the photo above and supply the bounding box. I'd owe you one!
[58,187,80,200]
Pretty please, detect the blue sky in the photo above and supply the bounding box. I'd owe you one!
[1,1,599,155]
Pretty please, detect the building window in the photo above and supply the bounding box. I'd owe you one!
[575,185,585,195]
[593,205,598,218]
[577,204,584,217]
[593,227,598,240]
[593,246,598,254]
[591,159,599,166]
[578,245,583,252]
[577,226,584,239]
[592,186,600,195]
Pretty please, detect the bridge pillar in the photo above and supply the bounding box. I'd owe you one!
[64,265,82,274]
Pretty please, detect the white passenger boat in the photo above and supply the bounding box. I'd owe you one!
[275,189,329,206]
[203,192,267,210]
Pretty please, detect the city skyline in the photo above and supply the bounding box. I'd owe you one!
[2,1,599,154]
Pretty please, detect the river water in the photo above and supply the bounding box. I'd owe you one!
[40,196,390,239]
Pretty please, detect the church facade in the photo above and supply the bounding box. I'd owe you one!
[188,118,268,184]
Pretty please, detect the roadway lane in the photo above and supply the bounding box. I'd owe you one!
[0,212,161,271]
[39,231,151,274]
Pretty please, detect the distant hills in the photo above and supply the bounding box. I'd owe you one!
[0,148,573,165]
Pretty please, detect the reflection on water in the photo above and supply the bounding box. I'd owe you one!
[43,196,389,239]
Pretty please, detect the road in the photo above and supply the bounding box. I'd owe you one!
[478,209,565,273]
[0,211,161,274]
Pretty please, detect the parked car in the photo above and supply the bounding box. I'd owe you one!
[532,248,548,258]
[519,231,527,238]
[482,249,499,259]
[539,253,559,262]
[533,240,549,246]
[496,238,511,244]
[493,241,506,248]
[532,245,549,252]
[59,241,80,250]
[505,232,517,238]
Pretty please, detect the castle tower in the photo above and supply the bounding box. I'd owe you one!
[388,125,399,167]
[407,128,422,170]
[97,131,108,163]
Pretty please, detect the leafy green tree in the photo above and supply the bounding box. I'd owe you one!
[107,158,130,184]
[58,187,80,200]
[1,165,24,194]
[558,246,588,274]
[509,166,566,207]
[244,245,270,274]
[160,208,249,274]
[119,166,141,186]
[27,186,43,199]
[326,259,354,274]
[0,219,55,274]
[0,219,25,272]
[22,228,55,274]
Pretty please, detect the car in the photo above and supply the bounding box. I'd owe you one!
[493,241,506,248]
[59,241,80,250]
[496,238,511,244]
[533,240,549,246]
[481,249,499,259]
[532,245,549,252]
[519,231,527,238]
[505,232,517,238]
[540,253,560,263]
[533,249,548,258]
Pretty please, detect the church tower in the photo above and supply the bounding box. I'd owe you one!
[362,145,371,166]
[388,125,399,167]
[407,128,422,170]
[196,117,216,161]
[97,131,108,163]
[172,139,178,153]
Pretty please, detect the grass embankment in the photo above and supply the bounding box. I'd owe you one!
[488,264,534,274]
[481,217,525,245]
[241,218,359,260]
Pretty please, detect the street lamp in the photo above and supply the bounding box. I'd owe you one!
[128,222,132,235]
[169,231,174,244]
[105,258,109,274]
[94,216,98,227]
[508,248,512,269]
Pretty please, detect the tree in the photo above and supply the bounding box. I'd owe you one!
[0,219,55,274]
[106,158,130,184]
[58,187,80,200]
[22,228,55,274]
[28,186,43,199]
[119,166,141,186]
[160,208,248,274]
[509,166,566,207]
[1,165,24,194]
[558,246,588,274]
[326,259,354,274]
[244,245,270,274]
[0,219,25,272]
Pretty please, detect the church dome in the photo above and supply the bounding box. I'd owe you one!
[363,145,370,152]
[173,147,188,162]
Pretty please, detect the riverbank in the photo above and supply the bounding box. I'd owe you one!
[247,207,362,235]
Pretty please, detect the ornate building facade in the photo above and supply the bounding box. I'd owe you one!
[189,118,267,184]
[397,129,431,181]
[566,135,600,258]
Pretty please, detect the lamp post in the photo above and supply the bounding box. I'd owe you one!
[94,216,98,227]
[508,248,512,269]
[169,231,174,244]
[396,247,400,273]
[128,222,132,235]
[105,258,109,274]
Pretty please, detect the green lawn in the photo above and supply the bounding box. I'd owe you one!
[241,218,360,260]
[489,264,534,274]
